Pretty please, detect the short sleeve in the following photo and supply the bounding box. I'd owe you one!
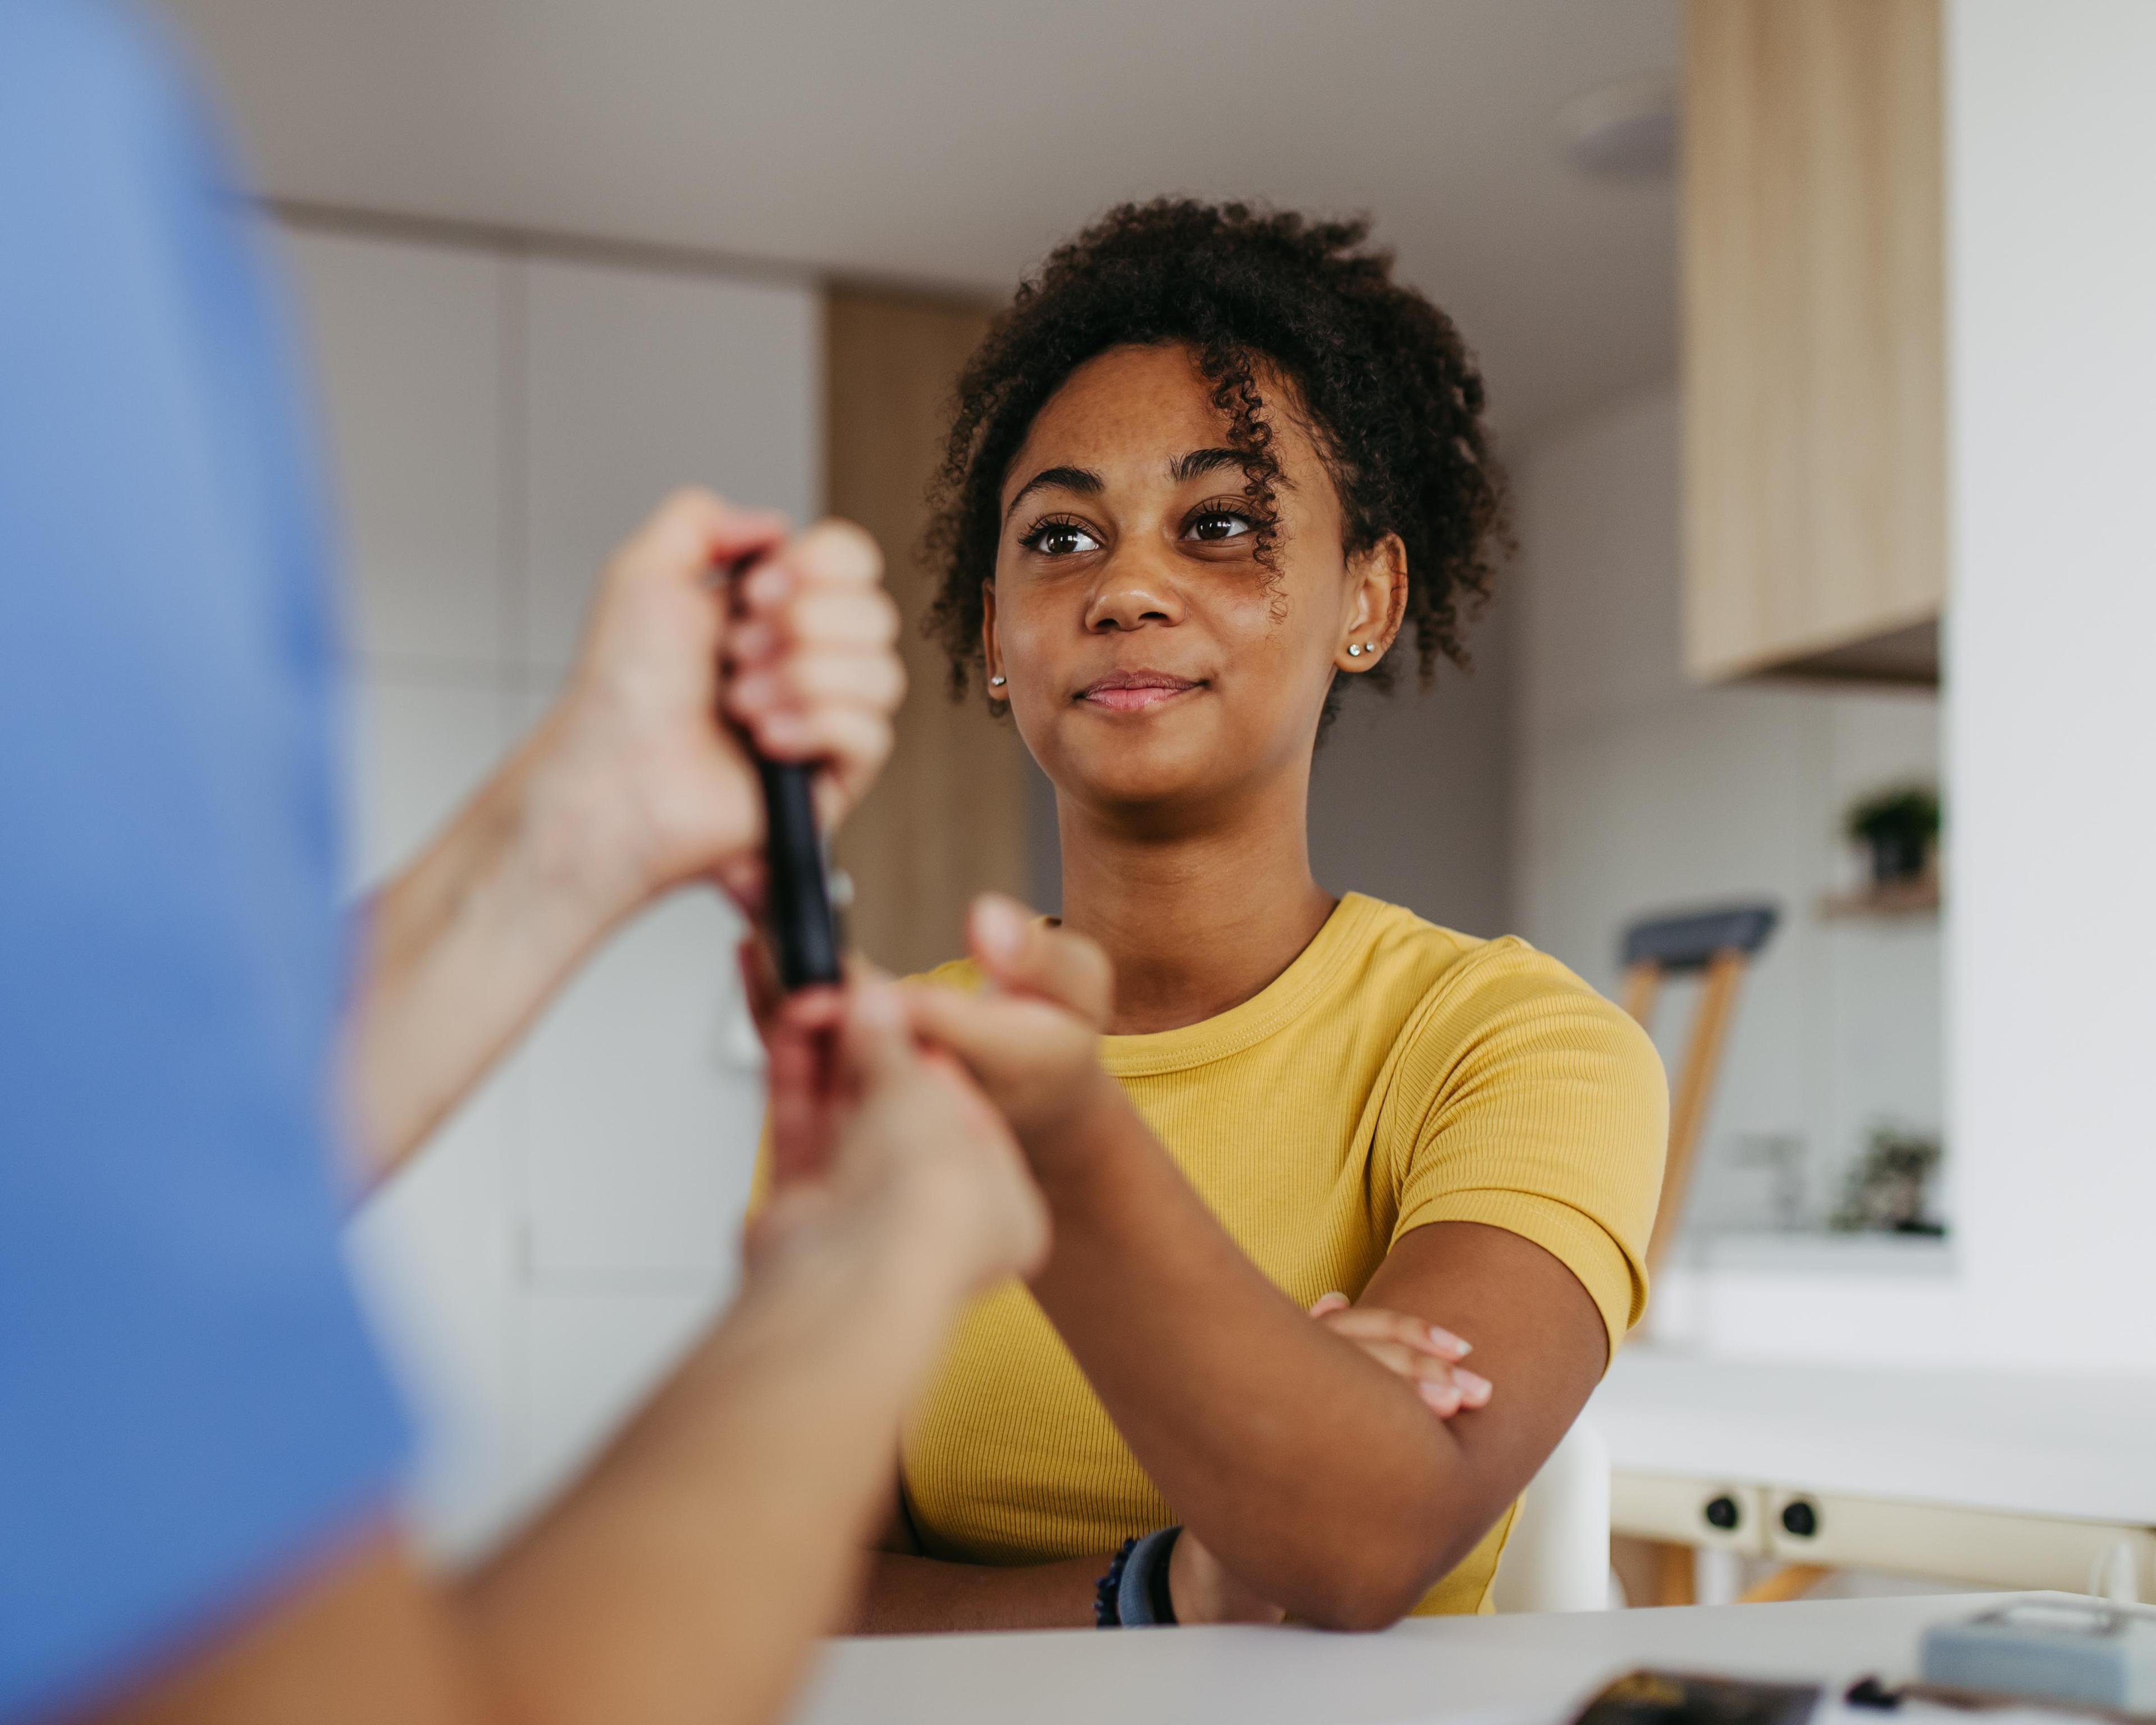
[0,6,408,1719]
[1386,943,1668,1359]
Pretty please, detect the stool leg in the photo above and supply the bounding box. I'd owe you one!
[1648,949,1747,1276]
[1738,1563,1830,1604]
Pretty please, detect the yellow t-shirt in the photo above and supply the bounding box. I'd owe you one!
[893,893,1667,1616]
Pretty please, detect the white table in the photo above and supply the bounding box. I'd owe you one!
[1591,1352,2156,1596]
[790,1590,2019,1725]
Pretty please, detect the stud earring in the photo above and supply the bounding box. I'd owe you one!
[989,674,1008,688]
[1346,644,1363,658]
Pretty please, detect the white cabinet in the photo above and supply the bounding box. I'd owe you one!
[284,231,510,668]
[523,257,820,674]
[293,216,820,1554]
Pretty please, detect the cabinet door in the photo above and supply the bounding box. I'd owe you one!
[522,257,820,676]
[1683,0,1945,683]
[824,290,1034,975]
[285,230,510,668]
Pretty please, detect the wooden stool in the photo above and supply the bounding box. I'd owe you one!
[1618,902,1779,1276]
[1618,902,1780,1607]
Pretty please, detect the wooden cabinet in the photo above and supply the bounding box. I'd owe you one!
[1683,0,1944,684]
[825,289,1034,975]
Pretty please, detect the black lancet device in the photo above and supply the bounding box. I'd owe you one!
[732,554,843,992]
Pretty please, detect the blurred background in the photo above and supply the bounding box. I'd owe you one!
[162,0,2152,1603]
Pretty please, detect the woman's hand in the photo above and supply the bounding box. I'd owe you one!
[1307,1292,1491,1418]
[528,490,903,926]
[1168,1295,1490,1625]
[898,895,1125,1176]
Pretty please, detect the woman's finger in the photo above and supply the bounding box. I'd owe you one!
[968,895,1114,1025]
[1318,1304,1473,1361]
[1309,1292,1351,1318]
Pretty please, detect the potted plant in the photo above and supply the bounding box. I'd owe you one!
[1845,783,1940,886]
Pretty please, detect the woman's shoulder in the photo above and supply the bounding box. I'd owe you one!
[1342,896,1655,1067]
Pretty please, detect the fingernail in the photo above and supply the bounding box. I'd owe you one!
[1419,1380,1463,1416]
[745,564,792,607]
[1429,1326,1472,1357]
[853,980,902,1028]
[974,895,1024,961]
[1453,1368,1492,1402]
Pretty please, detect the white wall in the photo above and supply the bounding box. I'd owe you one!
[1511,385,1944,1282]
[287,221,822,1557]
[1520,0,2156,1375]
[1940,0,2156,1375]
[1306,604,1513,940]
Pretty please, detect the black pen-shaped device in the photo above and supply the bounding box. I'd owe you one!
[756,754,842,991]
[731,553,843,991]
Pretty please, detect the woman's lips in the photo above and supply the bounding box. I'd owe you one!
[1076,672,1202,712]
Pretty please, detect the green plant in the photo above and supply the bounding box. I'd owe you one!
[1829,1126,1945,1235]
[1845,782,1940,884]
[1845,783,1940,848]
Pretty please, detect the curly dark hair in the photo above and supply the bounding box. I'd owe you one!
[924,198,1510,713]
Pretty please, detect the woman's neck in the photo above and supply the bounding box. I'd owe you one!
[1053,767,1336,1037]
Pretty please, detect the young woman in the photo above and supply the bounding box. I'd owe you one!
[777,201,1666,1633]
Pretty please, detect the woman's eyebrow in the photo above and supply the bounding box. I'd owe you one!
[1171,447,1246,483]
[1003,464,1103,522]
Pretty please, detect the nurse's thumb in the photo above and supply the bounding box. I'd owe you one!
[842,978,917,1092]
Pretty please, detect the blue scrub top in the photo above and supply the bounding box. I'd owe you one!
[0,3,411,1717]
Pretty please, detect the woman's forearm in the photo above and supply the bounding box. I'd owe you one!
[1026,1086,1476,1630]
[853,1553,1104,1634]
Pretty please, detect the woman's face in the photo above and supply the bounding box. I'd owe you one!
[985,342,1400,828]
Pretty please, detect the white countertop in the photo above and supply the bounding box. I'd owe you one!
[1591,1350,2156,1524]
[789,1591,2021,1725]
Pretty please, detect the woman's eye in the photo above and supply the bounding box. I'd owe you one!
[1184,510,1254,544]
[1022,521,1102,556]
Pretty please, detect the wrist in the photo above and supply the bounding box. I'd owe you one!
[1026,1067,1134,1206]
[513,701,670,933]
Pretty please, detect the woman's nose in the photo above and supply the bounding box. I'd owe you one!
[1084,549,1185,633]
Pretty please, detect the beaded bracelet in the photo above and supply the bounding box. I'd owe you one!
[1096,1527,1182,1627]
[1094,1538,1140,1627]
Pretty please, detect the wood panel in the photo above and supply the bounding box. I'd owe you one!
[1683,0,1945,683]
[825,289,1033,975]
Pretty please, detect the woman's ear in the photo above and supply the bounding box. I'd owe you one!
[1335,535,1409,674]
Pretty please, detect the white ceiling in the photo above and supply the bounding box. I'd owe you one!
[168,0,1679,438]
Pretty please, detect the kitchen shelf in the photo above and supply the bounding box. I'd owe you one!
[1818,877,1940,920]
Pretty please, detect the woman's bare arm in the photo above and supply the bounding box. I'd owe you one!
[890,903,1614,1632]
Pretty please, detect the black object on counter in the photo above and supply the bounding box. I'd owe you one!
[1573,1671,1821,1725]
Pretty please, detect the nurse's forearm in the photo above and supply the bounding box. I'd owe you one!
[462,1198,977,1724]
[852,1553,1104,1633]
[1025,1086,1474,1632]
[346,713,644,1184]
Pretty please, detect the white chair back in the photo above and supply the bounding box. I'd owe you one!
[1491,1415,1613,1613]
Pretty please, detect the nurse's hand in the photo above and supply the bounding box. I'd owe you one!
[896,894,1124,1176]
[749,978,1050,1302]
[533,489,902,924]
[352,490,901,1186]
